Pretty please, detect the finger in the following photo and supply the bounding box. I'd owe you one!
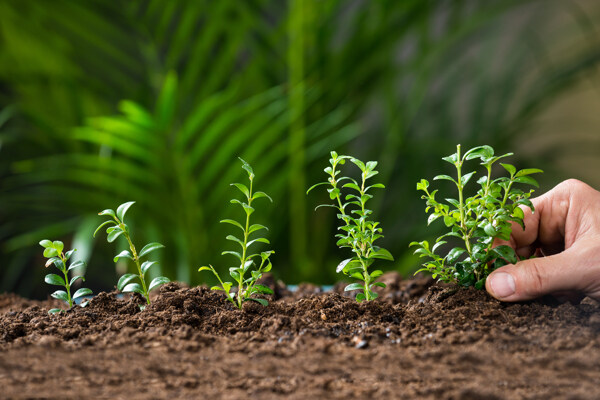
[485,248,580,301]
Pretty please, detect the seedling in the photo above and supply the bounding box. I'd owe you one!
[94,201,169,305]
[199,158,274,309]
[307,151,394,302]
[410,144,542,288]
[40,240,92,314]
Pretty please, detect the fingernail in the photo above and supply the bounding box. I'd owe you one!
[489,272,516,298]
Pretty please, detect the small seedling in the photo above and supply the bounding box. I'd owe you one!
[94,201,169,305]
[40,240,92,314]
[410,144,542,288]
[199,158,274,309]
[307,151,394,302]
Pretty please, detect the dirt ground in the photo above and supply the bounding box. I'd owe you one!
[1,272,599,399]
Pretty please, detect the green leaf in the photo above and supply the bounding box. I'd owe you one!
[69,275,84,286]
[513,176,539,187]
[442,153,458,164]
[343,182,361,192]
[253,191,272,202]
[370,270,383,278]
[48,308,63,314]
[149,276,170,291]
[45,273,65,286]
[99,209,116,218]
[73,288,92,299]
[336,258,354,273]
[370,247,394,261]
[226,235,245,247]
[231,183,250,198]
[446,247,466,264]
[238,157,254,179]
[492,245,518,264]
[64,249,76,260]
[116,201,136,221]
[198,266,213,272]
[253,284,274,294]
[434,175,457,184]
[51,290,69,302]
[141,261,158,274]
[107,228,124,243]
[512,206,524,220]
[220,219,245,231]
[483,222,496,236]
[249,298,268,306]
[122,283,144,295]
[44,247,58,258]
[222,251,243,261]
[247,237,270,247]
[350,158,366,171]
[67,260,85,271]
[355,293,366,302]
[117,273,138,291]
[52,241,64,253]
[306,181,329,194]
[461,171,476,186]
[371,282,386,289]
[248,224,268,234]
[344,283,364,291]
[93,220,115,237]
[500,163,516,176]
[515,168,543,177]
[464,145,494,160]
[39,239,53,248]
[113,250,133,263]
[416,179,429,191]
[443,215,455,227]
[139,242,165,257]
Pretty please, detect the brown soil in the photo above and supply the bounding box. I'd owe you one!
[1,272,599,399]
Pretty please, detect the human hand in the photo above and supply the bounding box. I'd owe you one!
[486,179,600,302]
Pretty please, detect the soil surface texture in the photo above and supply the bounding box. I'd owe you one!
[1,272,599,399]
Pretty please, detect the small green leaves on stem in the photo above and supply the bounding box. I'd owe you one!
[199,158,274,309]
[307,151,394,302]
[94,201,169,305]
[412,144,542,289]
[40,240,92,313]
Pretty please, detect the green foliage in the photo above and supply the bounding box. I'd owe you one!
[308,152,394,302]
[40,240,91,314]
[199,159,274,309]
[94,201,169,305]
[410,145,542,289]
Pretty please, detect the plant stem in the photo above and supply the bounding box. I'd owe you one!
[237,178,254,309]
[455,145,472,255]
[59,253,73,308]
[118,220,150,305]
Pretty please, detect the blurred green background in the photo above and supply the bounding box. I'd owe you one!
[2,0,600,299]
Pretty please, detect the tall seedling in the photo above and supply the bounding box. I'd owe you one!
[308,151,394,302]
[94,201,169,306]
[40,240,92,314]
[199,158,274,309]
[411,144,542,288]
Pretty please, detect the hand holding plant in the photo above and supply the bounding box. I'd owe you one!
[411,144,542,288]
[199,158,274,309]
[94,201,169,305]
[308,151,394,302]
[40,240,92,314]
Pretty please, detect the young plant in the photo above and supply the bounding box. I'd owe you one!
[410,144,542,289]
[40,240,92,314]
[199,158,274,309]
[94,201,169,305]
[307,151,394,302]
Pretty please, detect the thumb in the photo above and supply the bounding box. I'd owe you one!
[486,249,580,301]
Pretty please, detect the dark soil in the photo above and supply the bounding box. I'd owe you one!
[1,272,599,399]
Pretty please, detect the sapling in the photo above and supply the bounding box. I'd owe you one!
[307,151,394,302]
[199,158,274,309]
[40,240,92,314]
[410,144,542,288]
[94,201,169,305]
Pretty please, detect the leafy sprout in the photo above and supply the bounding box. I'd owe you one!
[410,144,543,288]
[199,158,274,309]
[307,151,394,302]
[94,201,169,306]
[40,240,92,314]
